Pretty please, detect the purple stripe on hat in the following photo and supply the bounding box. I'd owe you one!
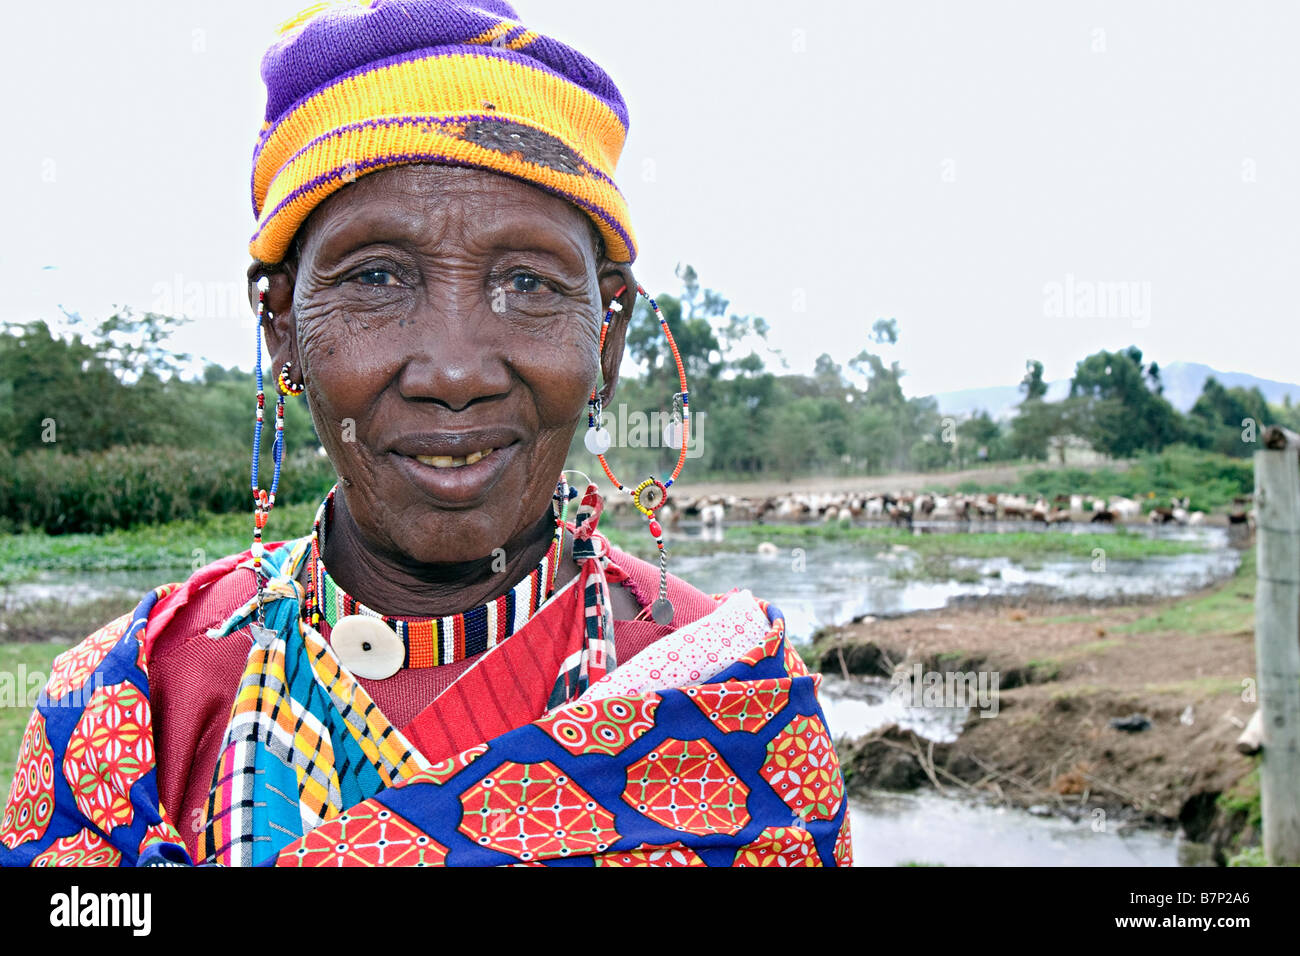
[260,0,628,129]
[252,149,634,262]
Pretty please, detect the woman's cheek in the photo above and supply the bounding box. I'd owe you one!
[295,307,378,453]
[517,318,601,420]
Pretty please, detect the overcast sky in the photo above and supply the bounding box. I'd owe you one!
[2,0,1295,398]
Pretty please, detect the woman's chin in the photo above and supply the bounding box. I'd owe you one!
[378,501,548,567]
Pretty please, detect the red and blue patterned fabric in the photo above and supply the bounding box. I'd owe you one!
[0,539,852,867]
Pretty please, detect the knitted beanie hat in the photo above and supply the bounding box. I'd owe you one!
[249,0,635,265]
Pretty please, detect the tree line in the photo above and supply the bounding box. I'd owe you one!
[0,268,1295,530]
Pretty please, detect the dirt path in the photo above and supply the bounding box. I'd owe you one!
[810,567,1261,861]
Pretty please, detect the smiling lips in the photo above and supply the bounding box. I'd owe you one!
[413,448,496,469]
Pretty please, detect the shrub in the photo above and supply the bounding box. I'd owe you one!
[4,446,338,533]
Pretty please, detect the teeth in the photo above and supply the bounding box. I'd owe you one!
[415,448,494,469]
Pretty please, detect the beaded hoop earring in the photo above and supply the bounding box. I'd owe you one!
[584,284,690,626]
[250,277,286,627]
[277,361,305,396]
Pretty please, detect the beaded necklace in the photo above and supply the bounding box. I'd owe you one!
[302,485,563,670]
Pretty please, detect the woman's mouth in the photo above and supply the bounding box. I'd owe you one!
[389,438,519,508]
[413,448,496,469]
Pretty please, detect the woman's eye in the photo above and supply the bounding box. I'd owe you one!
[354,269,398,286]
[511,273,543,293]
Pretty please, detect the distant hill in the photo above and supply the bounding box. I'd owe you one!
[929,379,1068,420]
[931,361,1300,420]
[1156,362,1300,413]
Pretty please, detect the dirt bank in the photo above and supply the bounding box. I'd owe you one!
[808,566,1262,863]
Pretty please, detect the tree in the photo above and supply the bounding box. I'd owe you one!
[1009,396,1082,461]
[625,291,721,395]
[1020,360,1048,401]
[1187,376,1270,456]
[869,318,898,346]
[1068,346,1183,457]
[957,410,1004,463]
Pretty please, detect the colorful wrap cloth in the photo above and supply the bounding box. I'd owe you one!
[0,538,852,867]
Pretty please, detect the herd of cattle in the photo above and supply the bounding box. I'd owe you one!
[606,490,1236,528]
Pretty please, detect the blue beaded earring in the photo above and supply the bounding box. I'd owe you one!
[250,276,286,624]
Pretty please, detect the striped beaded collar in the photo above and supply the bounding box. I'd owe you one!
[302,485,561,671]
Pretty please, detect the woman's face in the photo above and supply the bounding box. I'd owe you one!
[275,164,627,566]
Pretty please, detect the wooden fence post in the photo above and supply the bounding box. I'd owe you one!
[1254,428,1300,865]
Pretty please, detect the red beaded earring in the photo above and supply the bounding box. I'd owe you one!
[585,284,691,626]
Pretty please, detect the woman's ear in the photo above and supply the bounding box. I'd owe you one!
[595,260,636,407]
[246,259,298,375]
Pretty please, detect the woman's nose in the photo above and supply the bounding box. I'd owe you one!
[394,292,513,411]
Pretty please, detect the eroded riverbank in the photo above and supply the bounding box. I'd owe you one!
[809,554,1262,865]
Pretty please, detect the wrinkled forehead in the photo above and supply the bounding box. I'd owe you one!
[289,164,606,266]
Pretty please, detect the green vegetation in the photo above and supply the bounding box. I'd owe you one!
[888,555,983,584]
[1142,677,1244,696]
[1116,550,1254,637]
[0,501,320,583]
[1014,446,1253,512]
[1219,764,1267,866]
[1025,658,1062,682]
[1226,846,1268,867]
[1074,638,1120,655]
[1217,765,1262,833]
[951,445,1254,513]
[0,446,336,536]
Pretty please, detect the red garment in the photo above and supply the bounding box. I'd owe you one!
[142,542,719,860]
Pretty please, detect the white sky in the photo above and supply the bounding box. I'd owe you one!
[2,0,1296,397]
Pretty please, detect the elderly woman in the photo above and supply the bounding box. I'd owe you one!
[0,0,850,867]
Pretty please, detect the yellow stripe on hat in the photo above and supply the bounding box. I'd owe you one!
[463,20,516,46]
[504,29,538,50]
